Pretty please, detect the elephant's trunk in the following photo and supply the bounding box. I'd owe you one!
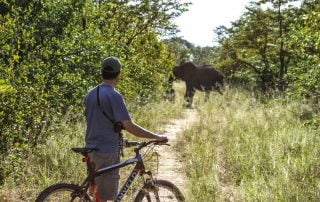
[168,74,175,84]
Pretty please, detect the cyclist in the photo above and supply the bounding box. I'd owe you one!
[84,56,167,202]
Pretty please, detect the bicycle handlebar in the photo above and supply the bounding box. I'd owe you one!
[123,140,140,147]
[124,139,169,153]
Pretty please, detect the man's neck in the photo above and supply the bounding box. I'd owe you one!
[102,79,116,87]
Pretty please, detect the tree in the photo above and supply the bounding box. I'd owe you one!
[0,0,189,184]
[165,37,216,65]
[191,46,216,65]
[214,1,299,90]
[164,37,193,64]
[286,0,320,101]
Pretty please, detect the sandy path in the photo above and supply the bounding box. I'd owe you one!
[154,109,198,195]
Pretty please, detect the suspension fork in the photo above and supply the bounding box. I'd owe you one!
[140,170,161,202]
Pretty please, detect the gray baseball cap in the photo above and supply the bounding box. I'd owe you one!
[101,56,122,73]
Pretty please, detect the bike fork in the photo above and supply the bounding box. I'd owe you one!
[143,172,160,202]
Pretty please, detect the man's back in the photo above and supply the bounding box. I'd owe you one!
[84,84,131,153]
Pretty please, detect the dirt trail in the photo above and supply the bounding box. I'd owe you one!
[154,109,198,194]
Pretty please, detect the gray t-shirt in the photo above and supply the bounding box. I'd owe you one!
[84,84,131,153]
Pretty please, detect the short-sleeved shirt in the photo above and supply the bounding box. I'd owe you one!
[84,84,131,153]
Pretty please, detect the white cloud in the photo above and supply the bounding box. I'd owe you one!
[175,0,253,46]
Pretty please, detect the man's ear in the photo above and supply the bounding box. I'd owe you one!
[116,72,121,81]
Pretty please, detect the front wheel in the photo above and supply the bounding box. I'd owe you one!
[36,183,91,202]
[134,179,185,202]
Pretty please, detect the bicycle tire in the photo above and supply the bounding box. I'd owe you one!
[134,179,185,202]
[36,183,91,202]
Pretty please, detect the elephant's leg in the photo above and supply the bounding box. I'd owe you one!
[215,80,224,95]
[184,87,195,108]
[205,91,210,101]
[166,88,175,102]
[215,84,223,95]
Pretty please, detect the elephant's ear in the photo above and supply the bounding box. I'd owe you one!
[182,62,196,80]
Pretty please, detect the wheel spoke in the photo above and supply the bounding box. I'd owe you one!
[135,180,185,202]
[36,183,90,202]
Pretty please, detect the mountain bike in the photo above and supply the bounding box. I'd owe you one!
[35,140,185,202]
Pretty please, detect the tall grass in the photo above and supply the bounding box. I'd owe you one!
[177,88,320,201]
[0,89,184,201]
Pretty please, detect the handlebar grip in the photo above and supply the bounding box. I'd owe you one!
[124,141,140,147]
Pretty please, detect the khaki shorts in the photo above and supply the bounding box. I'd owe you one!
[88,152,120,200]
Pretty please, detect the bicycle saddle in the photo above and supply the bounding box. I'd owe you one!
[71,147,99,155]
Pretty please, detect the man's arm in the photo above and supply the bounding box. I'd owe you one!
[121,120,167,141]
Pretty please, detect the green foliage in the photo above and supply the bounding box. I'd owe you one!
[190,46,216,65]
[286,1,320,102]
[0,0,188,184]
[0,79,14,93]
[165,37,216,65]
[164,37,193,64]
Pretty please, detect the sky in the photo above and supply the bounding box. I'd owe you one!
[174,0,253,47]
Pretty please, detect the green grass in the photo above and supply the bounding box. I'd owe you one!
[0,86,184,201]
[177,88,320,201]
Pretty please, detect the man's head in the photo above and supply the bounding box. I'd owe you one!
[101,56,122,80]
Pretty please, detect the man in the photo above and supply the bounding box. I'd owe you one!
[84,56,167,202]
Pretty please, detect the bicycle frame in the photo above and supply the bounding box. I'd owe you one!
[80,153,148,202]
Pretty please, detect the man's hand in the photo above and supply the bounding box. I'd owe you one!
[156,136,168,143]
[122,120,168,142]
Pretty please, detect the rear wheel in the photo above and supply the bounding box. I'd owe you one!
[36,183,91,202]
[134,179,185,202]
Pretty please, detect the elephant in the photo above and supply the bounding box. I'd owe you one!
[172,62,224,107]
